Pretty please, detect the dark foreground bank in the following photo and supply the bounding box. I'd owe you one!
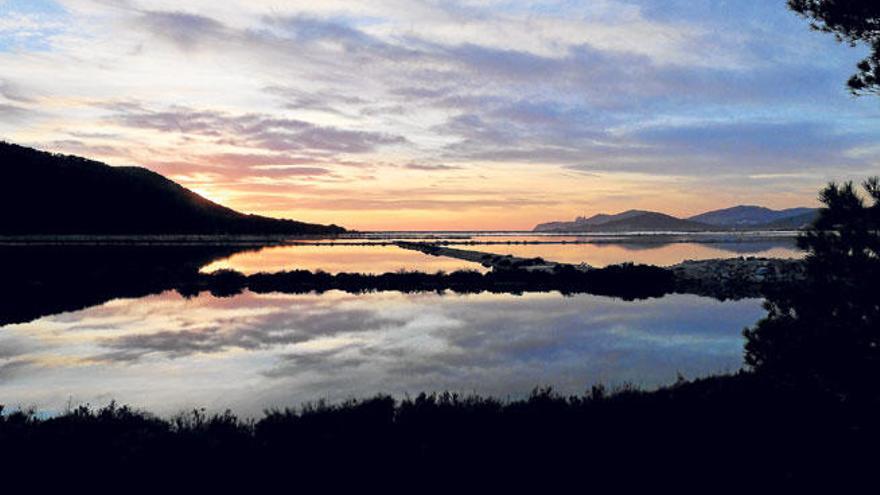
[2,373,878,491]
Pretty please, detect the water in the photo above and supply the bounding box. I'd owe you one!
[0,290,762,416]
[200,243,491,275]
[474,241,801,267]
[0,234,797,416]
[201,232,803,273]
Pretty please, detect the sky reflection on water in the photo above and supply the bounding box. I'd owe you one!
[200,244,490,274]
[0,290,764,416]
[200,239,803,274]
[479,242,803,267]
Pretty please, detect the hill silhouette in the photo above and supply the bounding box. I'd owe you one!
[758,210,820,229]
[535,206,817,232]
[689,205,817,227]
[535,210,712,232]
[0,142,345,235]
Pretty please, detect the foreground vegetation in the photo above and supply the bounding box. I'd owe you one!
[2,374,877,490]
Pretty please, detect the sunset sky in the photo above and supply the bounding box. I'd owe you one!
[2,0,880,230]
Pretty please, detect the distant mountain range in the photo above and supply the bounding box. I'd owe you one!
[534,205,819,232]
[688,205,816,228]
[0,142,345,235]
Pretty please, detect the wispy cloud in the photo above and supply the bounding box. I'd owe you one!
[105,103,407,153]
[2,0,878,227]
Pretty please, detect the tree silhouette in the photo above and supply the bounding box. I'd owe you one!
[744,178,880,400]
[789,0,880,94]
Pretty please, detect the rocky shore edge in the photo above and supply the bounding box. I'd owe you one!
[395,241,806,299]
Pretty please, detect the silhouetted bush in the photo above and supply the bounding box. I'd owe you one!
[745,178,880,401]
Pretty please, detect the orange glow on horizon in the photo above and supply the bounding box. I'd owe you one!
[11,130,823,232]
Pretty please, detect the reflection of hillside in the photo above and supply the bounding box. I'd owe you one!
[1,242,804,327]
[0,247,673,327]
[709,240,799,254]
[614,239,799,254]
[0,245,258,326]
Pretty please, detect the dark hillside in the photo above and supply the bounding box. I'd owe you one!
[0,142,345,235]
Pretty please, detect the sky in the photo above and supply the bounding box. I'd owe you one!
[1,0,879,230]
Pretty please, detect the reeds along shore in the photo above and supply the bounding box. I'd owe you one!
[2,373,875,490]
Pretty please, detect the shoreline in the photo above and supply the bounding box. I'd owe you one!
[0,230,802,246]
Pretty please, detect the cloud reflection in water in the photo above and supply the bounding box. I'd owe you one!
[0,290,764,416]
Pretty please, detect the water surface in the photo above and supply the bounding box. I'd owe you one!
[477,242,802,267]
[0,289,763,416]
[200,244,489,275]
[202,235,802,273]
[0,237,789,416]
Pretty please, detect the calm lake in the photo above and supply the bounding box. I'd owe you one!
[0,233,800,416]
[202,232,803,274]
